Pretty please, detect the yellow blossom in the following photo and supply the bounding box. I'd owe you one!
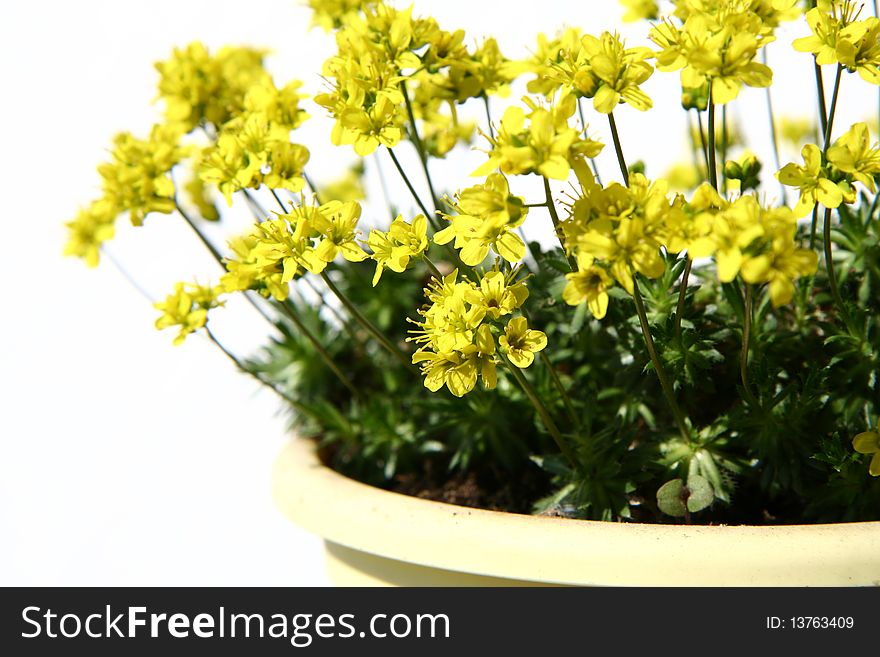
[852,429,880,476]
[64,199,118,267]
[154,282,225,346]
[499,316,547,369]
[368,214,429,286]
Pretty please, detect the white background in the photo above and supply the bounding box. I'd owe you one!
[1,1,876,585]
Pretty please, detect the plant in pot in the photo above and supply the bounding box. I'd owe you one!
[66,0,880,585]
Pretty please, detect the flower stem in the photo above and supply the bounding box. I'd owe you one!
[822,64,843,150]
[695,109,710,175]
[303,171,323,205]
[277,300,361,398]
[421,253,444,280]
[482,94,495,139]
[674,257,692,341]
[813,60,828,137]
[822,207,856,334]
[577,98,603,185]
[501,353,580,472]
[205,326,308,412]
[400,81,441,212]
[386,147,440,230]
[632,278,692,444]
[320,270,415,372]
[740,283,760,408]
[607,111,629,186]
[707,88,718,191]
[543,176,577,271]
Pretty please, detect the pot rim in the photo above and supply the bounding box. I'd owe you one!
[272,438,880,586]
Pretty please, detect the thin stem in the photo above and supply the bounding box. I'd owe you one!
[482,95,495,139]
[632,279,692,444]
[607,111,629,186]
[300,275,357,339]
[814,58,828,137]
[762,48,786,204]
[688,111,706,179]
[540,351,581,430]
[303,171,323,205]
[822,207,856,334]
[577,98,603,185]
[400,81,441,212]
[320,271,415,372]
[822,64,843,151]
[720,104,729,194]
[278,300,361,398]
[809,203,820,250]
[175,200,276,328]
[543,177,577,271]
[695,109,710,174]
[205,326,307,412]
[674,257,693,340]
[501,353,580,472]
[421,253,444,280]
[386,147,437,228]
[269,188,288,214]
[707,87,718,191]
[740,283,760,408]
[241,188,268,217]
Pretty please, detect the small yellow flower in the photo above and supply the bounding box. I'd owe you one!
[367,214,429,286]
[562,253,614,319]
[852,429,880,476]
[64,199,118,267]
[154,282,225,346]
[499,316,547,369]
[776,143,852,217]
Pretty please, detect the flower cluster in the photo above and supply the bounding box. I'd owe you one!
[649,0,788,104]
[154,282,225,345]
[155,42,270,131]
[777,122,880,216]
[409,270,543,396]
[473,93,603,180]
[794,0,880,84]
[199,79,311,205]
[367,214,429,286]
[434,173,528,266]
[222,200,367,301]
[533,30,655,113]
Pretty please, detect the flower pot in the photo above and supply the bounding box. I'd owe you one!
[272,439,880,586]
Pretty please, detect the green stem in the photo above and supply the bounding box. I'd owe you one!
[632,278,692,444]
[303,171,323,205]
[543,176,577,271]
[813,59,828,137]
[501,353,579,472]
[720,104,729,194]
[607,111,629,186]
[822,207,856,334]
[740,283,760,408]
[205,326,308,412]
[822,64,843,150]
[540,351,581,430]
[400,81,441,212]
[809,204,820,250]
[482,95,495,140]
[320,271,415,372]
[386,147,439,230]
[269,187,288,214]
[674,257,693,340]
[278,300,361,398]
[175,200,276,328]
[421,253,444,280]
[577,98,603,185]
[707,86,718,191]
[241,188,268,217]
[695,109,710,175]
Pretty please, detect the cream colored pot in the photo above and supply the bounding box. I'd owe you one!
[272,439,880,586]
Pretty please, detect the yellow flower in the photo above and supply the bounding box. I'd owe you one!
[826,122,880,192]
[573,32,655,113]
[435,174,528,265]
[776,143,853,217]
[852,429,880,476]
[793,1,865,66]
[464,270,529,320]
[154,282,225,346]
[367,214,429,286]
[311,200,369,264]
[306,0,372,31]
[562,253,614,319]
[472,93,603,180]
[64,199,118,267]
[98,123,185,226]
[499,316,547,369]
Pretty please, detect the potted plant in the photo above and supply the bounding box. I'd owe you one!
[67,0,880,585]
